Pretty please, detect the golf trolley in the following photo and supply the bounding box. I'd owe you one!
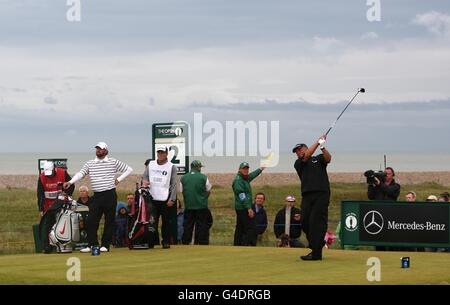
[127,187,157,250]
[46,183,83,253]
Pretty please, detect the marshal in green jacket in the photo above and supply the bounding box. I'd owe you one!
[180,169,210,210]
[232,168,262,210]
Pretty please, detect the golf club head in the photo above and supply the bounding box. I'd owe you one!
[359,88,365,93]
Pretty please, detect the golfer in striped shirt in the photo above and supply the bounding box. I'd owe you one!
[64,142,133,253]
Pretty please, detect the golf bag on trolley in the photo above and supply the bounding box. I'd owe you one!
[127,187,157,249]
[47,193,82,253]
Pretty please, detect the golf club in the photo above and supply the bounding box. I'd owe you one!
[324,88,365,136]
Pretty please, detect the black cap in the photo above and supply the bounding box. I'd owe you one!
[292,143,308,153]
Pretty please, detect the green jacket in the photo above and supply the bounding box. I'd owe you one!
[232,168,262,210]
[180,169,209,210]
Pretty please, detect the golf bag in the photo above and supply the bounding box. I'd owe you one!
[48,194,81,253]
[127,187,157,249]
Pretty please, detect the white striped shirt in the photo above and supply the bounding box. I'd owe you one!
[69,156,133,192]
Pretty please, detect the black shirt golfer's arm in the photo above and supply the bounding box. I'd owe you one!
[321,147,332,163]
[303,142,320,161]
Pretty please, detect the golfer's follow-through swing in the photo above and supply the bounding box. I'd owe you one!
[325,88,365,136]
[293,88,365,261]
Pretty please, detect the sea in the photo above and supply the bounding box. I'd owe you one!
[1,152,450,175]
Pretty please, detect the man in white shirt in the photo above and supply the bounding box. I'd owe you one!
[64,142,133,252]
[142,145,177,249]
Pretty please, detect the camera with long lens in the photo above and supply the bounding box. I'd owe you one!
[364,170,386,185]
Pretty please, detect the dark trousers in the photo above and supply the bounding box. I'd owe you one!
[42,210,57,251]
[301,191,330,257]
[88,189,117,248]
[247,217,257,246]
[182,209,210,245]
[152,200,172,245]
[234,209,253,246]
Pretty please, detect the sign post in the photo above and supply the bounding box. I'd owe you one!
[38,158,68,174]
[152,122,189,175]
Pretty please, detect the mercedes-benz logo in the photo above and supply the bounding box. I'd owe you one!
[363,210,384,235]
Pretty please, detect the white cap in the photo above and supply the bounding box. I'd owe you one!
[43,161,54,176]
[95,142,108,150]
[285,195,296,202]
[155,145,168,153]
[427,195,438,201]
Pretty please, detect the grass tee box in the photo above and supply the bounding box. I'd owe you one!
[0,246,449,284]
[341,201,450,249]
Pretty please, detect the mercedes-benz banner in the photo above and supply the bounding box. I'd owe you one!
[341,201,450,248]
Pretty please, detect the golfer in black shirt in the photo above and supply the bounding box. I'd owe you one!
[293,135,331,261]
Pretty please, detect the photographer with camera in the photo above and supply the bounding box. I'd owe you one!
[365,167,400,251]
[366,167,400,201]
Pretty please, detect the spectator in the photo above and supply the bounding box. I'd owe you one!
[438,192,449,202]
[180,160,212,245]
[232,162,265,246]
[125,193,135,212]
[77,185,92,206]
[113,202,128,247]
[426,195,438,202]
[368,167,401,201]
[176,199,184,244]
[273,195,304,248]
[248,193,268,246]
[405,191,416,202]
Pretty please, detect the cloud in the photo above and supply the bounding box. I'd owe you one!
[413,11,450,37]
[1,36,449,116]
[189,99,450,113]
[360,32,379,40]
[43,96,57,105]
[313,36,340,52]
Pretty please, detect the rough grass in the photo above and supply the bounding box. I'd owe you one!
[0,182,448,254]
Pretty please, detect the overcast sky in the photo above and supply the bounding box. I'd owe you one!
[0,0,449,153]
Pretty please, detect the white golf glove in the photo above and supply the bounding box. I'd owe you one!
[318,138,326,149]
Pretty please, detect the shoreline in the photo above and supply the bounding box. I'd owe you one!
[2,171,450,190]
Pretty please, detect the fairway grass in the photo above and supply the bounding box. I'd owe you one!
[0,246,448,285]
